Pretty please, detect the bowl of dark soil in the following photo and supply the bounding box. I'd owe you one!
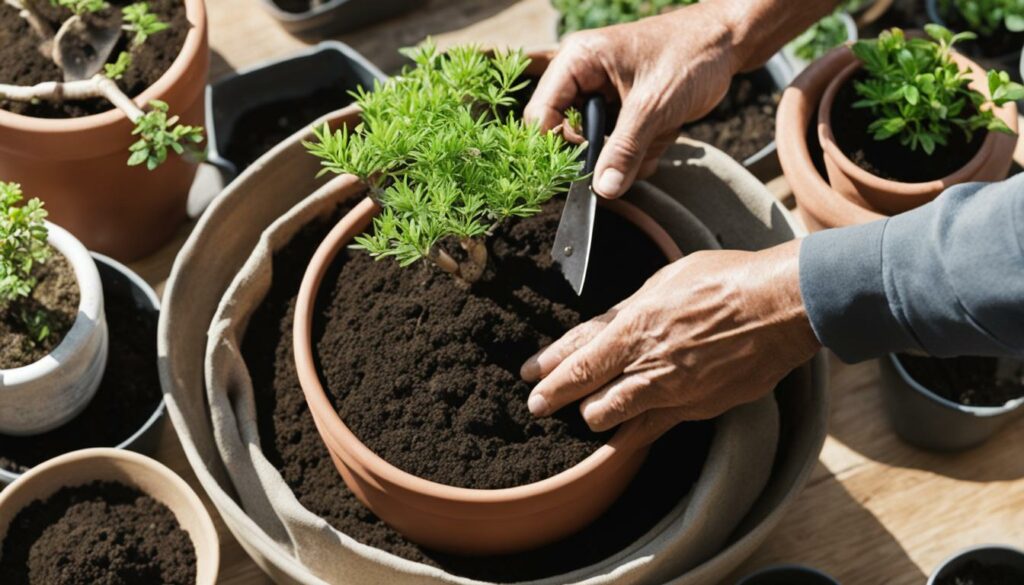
[736,564,840,585]
[0,0,209,261]
[0,252,164,484]
[929,545,1024,585]
[0,448,218,585]
[879,353,1024,451]
[926,0,1024,77]
[206,41,384,181]
[259,0,417,41]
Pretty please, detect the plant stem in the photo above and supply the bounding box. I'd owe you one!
[429,247,462,279]
[459,237,488,283]
[0,74,144,121]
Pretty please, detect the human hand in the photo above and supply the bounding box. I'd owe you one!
[521,239,821,444]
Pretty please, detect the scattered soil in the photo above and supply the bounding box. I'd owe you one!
[0,262,161,474]
[223,83,355,171]
[898,354,1024,407]
[244,201,714,580]
[0,0,189,118]
[830,71,985,182]
[0,253,78,369]
[0,480,196,585]
[936,559,1024,585]
[681,70,780,163]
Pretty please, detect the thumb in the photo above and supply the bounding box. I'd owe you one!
[592,94,660,199]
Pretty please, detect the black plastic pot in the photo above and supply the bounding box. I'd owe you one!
[928,545,1024,584]
[878,354,1024,452]
[259,0,417,41]
[736,565,840,585]
[926,0,1023,77]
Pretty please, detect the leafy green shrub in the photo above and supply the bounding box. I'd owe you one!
[307,42,584,283]
[941,0,1024,37]
[789,12,851,61]
[0,183,53,343]
[552,0,697,36]
[850,25,1023,154]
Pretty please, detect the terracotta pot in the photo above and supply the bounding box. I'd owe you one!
[0,0,209,261]
[293,183,683,556]
[0,448,219,585]
[818,49,1018,215]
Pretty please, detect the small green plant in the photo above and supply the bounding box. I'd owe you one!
[307,42,584,283]
[941,0,1024,37]
[552,0,697,35]
[850,25,1024,154]
[128,100,204,170]
[789,12,850,61]
[122,1,170,47]
[0,182,53,344]
[50,0,108,15]
[104,51,132,80]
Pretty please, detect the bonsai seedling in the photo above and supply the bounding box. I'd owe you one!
[307,42,584,283]
[940,0,1024,37]
[0,0,204,169]
[789,12,851,61]
[552,0,697,35]
[851,24,1024,154]
[0,182,53,345]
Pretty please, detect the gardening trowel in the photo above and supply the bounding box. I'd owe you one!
[552,94,606,295]
[53,13,123,82]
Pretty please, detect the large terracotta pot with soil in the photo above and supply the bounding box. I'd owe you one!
[0,0,209,261]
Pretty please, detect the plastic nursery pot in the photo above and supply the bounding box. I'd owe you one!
[926,0,1024,75]
[292,188,684,556]
[206,41,385,182]
[776,47,886,231]
[928,545,1024,584]
[783,12,859,73]
[0,222,107,437]
[0,0,209,262]
[737,564,841,585]
[878,354,1024,451]
[0,448,219,585]
[818,48,1018,215]
[258,0,418,41]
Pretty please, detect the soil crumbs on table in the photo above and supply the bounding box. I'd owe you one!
[245,199,715,582]
[898,354,1024,407]
[937,560,1024,585]
[0,480,196,585]
[0,0,188,118]
[682,72,780,163]
[0,253,78,369]
[0,266,161,474]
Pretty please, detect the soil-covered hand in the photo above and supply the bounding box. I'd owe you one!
[521,239,821,444]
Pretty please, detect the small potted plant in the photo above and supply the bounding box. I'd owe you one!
[784,10,859,72]
[0,0,208,260]
[927,0,1024,74]
[293,42,686,555]
[0,182,107,437]
[929,544,1024,584]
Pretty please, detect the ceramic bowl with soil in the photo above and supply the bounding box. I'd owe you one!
[879,353,1024,451]
[0,222,107,437]
[928,545,1024,585]
[927,0,1024,77]
[0,253,164,484]
[259,0,417,40]
[0,448,218,585]
[0,0,209,260]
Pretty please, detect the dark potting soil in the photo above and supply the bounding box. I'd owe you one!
[936,560,1024,585]
[0,265,161,474]
[223,84,355,171]
[0,253,78,370]
[831,71,985,183]
[0,480,196,585]
[681,71,780,163]
[0,0,188,118]
[898,354,1024,407]
[244,201,715,580]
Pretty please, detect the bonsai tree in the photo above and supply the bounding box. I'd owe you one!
[788,11,851,61]
[940,0,1024,38]
[851,25,1024,154]
[552,0,697,35]
[306,42,584,284]
[0,182,54,345]
[0,0,204,170]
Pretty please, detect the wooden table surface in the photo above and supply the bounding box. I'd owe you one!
[132,1,1024,584]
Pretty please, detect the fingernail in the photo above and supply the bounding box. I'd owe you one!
[595,169,624,198]
[528,393,550,417]
[520,357,541,381]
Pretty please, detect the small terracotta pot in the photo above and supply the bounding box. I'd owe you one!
[0,448,219,585]
[0,0,209,261]
[818,49,1018,215]
[293,177,682,556]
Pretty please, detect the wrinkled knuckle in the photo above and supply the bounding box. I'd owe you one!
[568,358,593,387]
[609,132,646,161]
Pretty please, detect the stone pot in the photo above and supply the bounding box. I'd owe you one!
[0,222,107,436]
[0,0,209,261]
[259,0,417,41]
[0,448,219,585]
[928,544,1024,584]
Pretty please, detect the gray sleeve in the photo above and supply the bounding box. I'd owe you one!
[799,174,1024,363]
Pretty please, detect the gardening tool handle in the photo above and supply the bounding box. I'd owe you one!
[583,95,606,175]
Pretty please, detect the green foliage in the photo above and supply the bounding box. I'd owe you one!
[942,0,1024,37]
[306,42,584,270]
[20,308,50,344]
[50,0,108,15]
[552,0,697,35]
[850,25,1023,154]
[127,100,205,171]
[122,2,170,47]
[789,12,850,61]
[104,51,132,80]
[0,183,51,310]
[565,106,583,134]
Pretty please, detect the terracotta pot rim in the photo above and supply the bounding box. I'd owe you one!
[817,51,1010,195]
[0,0,207,134]
[293,178,681,506]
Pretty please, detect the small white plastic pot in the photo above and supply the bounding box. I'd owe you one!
[0,222,108,436]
